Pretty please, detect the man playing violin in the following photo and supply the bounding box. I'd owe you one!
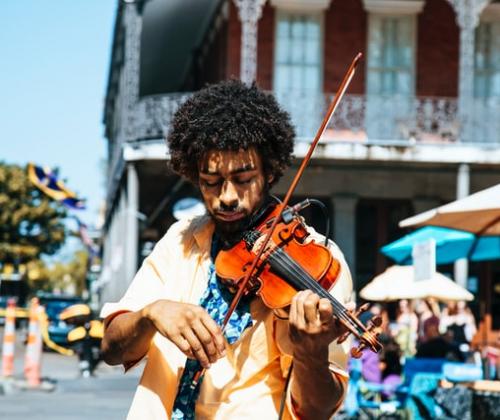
[101,80,353,420]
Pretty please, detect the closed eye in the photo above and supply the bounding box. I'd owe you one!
[235,177,253,185]
[201,179,221,187]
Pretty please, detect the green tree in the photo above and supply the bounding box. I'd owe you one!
[44,250,89,295]
[0,162,67,266]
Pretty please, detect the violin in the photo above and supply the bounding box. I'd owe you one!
[216,202,382,357]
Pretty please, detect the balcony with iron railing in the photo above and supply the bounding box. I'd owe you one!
[275,93,500,145]
[125,92,500,151]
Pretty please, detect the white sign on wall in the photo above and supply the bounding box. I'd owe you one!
[412,239,436,282]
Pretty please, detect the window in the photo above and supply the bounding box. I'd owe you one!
[366,14,416,140]
[273,11,322,138]
[367,15,415,96]
[475,22,500,98]
[274,12,322,94]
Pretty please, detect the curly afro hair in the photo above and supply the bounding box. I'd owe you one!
[167,79,295,186]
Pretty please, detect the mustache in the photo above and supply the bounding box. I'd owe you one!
[213,206,246,214]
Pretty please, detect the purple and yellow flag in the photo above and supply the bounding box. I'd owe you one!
[27,163,85,210]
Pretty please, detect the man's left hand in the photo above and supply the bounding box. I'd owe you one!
[288,290,352,360]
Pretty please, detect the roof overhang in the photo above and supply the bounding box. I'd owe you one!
[140,0,221,96]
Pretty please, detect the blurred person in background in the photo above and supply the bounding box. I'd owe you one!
[416,299,441,345]
[347,335,402,399]
[378,337,402,397]
[392,300,418,357]
[416,318,464,361]
[440,301,477,352]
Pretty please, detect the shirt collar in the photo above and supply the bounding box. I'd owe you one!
[192,214,215,254]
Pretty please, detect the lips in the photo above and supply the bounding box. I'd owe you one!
[215,211,246,222]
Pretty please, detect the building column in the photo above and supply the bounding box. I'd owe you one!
[122,2,143,142]
[448,0,490,142]
[331,195,358,286]
[107,1,143,198]
[455,163,471,288]
[125,163,139,292]
[233,0,266,85]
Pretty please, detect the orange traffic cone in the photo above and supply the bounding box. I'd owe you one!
[24,298,43,387]
[1,298,16,377]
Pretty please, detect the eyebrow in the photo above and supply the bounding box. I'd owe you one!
[200,164,257,176]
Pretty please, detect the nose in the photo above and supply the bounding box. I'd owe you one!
[219,180,238,210]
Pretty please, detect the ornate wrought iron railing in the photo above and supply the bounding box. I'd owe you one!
[127,92,500,145]
[277,93,500,144]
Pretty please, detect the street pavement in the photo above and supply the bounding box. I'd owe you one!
[0,327,143,420]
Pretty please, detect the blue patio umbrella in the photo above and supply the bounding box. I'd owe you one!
[381,226,500,265]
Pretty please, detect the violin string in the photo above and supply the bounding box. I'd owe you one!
[268,248,345,310]
[266,249,358,330]
[267,247,378,351]
[267,250,346,313]
[273,258,362,335]
[247,230,357,331]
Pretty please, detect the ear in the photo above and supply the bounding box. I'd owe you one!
[266,174,274,185]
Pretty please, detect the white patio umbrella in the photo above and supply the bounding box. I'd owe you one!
[399,183,500,235]
[417,274,474,302]
[359,266,419,301]
[360,265,473,302]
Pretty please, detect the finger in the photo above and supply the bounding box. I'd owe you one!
[182,329,211,368]
[292,291,311,329]
[191,320,219,363]
[169,334,193,357]
[318,298,334,324]
[200,312,226,355]
[273,307,289,320]
[303,293,321,324]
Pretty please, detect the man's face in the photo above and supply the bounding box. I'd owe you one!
[198,148,271,239]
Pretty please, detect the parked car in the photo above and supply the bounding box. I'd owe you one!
[37,294,83,346]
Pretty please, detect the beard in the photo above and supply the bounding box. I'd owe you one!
[212,212,253,242]
[211,192,271,246]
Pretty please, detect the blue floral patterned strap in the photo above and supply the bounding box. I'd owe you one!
[171,236,253,419]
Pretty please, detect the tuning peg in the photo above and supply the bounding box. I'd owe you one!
[368,315,382,328]
[353,303,370,318]
[350,343,366,359]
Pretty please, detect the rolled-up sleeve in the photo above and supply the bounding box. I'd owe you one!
[100,237,171,322]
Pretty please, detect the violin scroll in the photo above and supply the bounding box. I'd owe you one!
[350,313,383,359]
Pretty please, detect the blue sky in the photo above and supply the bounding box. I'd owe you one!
[1,0,116,227]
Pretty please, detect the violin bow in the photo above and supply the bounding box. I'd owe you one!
[191,53,362,389]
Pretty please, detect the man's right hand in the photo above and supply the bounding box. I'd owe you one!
[143,300,226,368]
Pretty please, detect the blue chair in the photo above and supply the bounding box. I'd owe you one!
[442,362,483,382]
[400,357,447,389]
[393,358,447,417]
[405,372,444,419]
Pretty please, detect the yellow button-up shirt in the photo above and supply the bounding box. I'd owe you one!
[101,215,352,420]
